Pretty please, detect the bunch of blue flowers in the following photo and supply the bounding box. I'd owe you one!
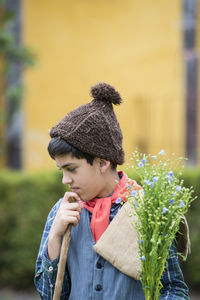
[127,149,196,300]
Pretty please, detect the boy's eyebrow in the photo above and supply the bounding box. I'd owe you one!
[56,162,76,169]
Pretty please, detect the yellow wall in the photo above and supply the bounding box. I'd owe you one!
[23,0,184,170]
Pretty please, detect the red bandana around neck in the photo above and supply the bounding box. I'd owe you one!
[80,171,141,243]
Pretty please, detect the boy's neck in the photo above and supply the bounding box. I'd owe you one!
[98,170,120,198]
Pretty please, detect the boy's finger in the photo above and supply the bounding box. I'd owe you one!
[64,202,82,212]
[63,192,80,202]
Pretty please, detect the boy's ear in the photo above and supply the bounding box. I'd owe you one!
[99,159,111,173]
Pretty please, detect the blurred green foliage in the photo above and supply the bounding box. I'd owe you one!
[0,169,66,289]
[178,168,200,290]
[0,168,199,290]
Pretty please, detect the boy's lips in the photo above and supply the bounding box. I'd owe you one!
[70,187,79,193]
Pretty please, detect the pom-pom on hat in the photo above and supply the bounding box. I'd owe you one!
[49,82,125,165]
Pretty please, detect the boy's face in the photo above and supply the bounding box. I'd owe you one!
[55,153,107,202]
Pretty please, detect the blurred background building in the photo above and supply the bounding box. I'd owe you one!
[1,1,200,296]
[0,0,199,170]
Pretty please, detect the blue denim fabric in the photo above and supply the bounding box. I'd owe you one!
[34,199,189,300]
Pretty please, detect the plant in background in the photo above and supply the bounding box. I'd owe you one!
[127,148,196,300]
[0,0,35,168]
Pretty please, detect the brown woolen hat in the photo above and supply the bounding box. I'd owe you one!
[49,82,125,165]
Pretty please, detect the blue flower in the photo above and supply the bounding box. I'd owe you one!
[134,202,138,207]
[176,186,182,192]
[173,193,176,197]
[166,175,174,182]
[141,158,146,163]
[169,198,174,204]
[115,197,122,204]
[140,240,143,244]
[138,161,144,167]
[163,207,168,214]
[159,149,165,155]
[131,190,137,197]
[152,176,159,183]
[144,179,150,185]
[150,182,155,188]
[141,255,146,261]
[179,200,184,208]
[152,155,157,159]
[168,171,174,177]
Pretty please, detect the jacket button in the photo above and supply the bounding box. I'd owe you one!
[95,284,102,291]
[96,262,103,269]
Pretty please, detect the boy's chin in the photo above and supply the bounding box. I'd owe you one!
[81,198,92,202]
[80,195,95,202]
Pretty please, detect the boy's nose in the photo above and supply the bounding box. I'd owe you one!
[62,173,72,185]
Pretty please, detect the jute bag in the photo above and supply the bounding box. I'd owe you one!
[94,201,141,280]
[94,200,190,280]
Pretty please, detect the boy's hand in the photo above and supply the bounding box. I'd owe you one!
[50,192,82,238]
[48,192,82,260]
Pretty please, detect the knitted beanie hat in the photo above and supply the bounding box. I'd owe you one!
[49,82,125,165]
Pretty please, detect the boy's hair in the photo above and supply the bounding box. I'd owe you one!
[48,137,117,170]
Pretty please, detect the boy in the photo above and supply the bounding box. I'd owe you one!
[35,82,190,299]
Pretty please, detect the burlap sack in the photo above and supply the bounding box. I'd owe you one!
[177,216,190,257]
[94,201,141,280]
[94,201,190,280]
